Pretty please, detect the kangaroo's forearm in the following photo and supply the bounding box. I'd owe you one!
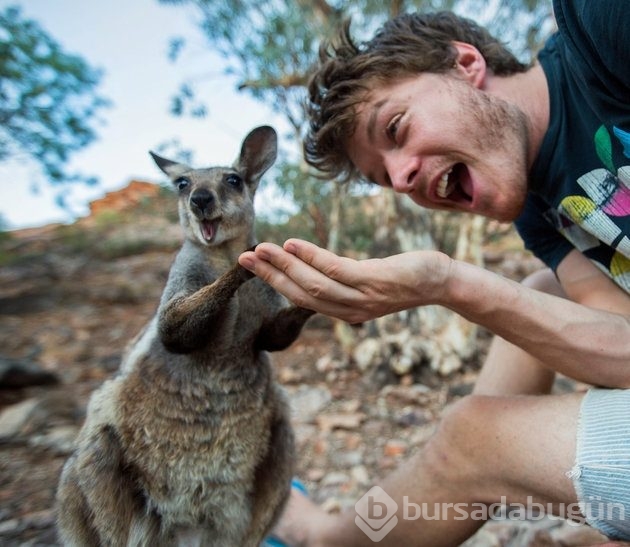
[255,307,315,352]
[159,264,254,353]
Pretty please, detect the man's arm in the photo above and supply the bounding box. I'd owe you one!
[239,240,630,388]
[448,248,630,387]
[556,249,630,313]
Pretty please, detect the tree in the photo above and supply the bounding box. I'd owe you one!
[0,5,109,207]
[160,0,554,376]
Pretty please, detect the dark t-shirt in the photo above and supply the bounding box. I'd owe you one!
[514,0,630,292]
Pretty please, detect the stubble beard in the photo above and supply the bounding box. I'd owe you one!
[458,81,531,221]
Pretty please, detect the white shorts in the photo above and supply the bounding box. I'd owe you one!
[569,388,630,539]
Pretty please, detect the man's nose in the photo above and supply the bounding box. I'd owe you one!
[385,154,420,194]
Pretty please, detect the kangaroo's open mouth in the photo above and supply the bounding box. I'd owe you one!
[201,219,219,242]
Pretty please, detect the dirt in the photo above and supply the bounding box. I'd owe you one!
[0,214,614,546]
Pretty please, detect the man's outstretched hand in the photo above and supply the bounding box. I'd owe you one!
[238,238,451,323]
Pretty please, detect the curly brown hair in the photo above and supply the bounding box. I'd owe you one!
[304,11,529,181]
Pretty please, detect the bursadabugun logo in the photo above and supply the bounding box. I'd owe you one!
[355,486,399,542]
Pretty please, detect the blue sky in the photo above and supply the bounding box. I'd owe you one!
[1,0,287,229]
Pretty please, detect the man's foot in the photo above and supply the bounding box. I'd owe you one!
[268,485,338,547]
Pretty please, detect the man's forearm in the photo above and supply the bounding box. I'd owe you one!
[444,259,630,387]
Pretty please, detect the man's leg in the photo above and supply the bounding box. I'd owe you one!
[474,268,564,396]
[274,393,582,547]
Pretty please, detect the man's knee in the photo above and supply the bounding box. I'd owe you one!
[422,395,499,486]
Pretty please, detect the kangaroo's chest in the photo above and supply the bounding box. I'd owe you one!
[117,370,274,503]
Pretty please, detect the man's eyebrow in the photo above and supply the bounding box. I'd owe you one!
[367,98,388,145]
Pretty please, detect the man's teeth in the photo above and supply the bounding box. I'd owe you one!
[436,168,454,198]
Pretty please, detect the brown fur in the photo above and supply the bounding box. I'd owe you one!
[56,126,314,546]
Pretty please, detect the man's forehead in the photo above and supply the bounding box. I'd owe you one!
[366,98,388,144]
[352,94,388,144]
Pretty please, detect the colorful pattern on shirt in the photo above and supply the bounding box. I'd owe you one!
[515,0,630,293]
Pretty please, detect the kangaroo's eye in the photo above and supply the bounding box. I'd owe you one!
[174,177,190,191]
[225,174,243,189]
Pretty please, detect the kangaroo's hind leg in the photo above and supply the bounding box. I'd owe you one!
[58,424,157,546]
[242,394,295,546]
[57,456,101,546]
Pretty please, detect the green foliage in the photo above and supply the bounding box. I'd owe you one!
[160,0,551,123]
[93,235,170,260]
[0,5,110,201]
[255,216,315,248]
[0,217,12,265]
[57,216,180,261]
[256,185,379,254]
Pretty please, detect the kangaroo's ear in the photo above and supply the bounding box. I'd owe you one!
[234,126,277,189]
[149,151,192,179]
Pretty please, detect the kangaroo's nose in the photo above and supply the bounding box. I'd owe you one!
[190,189,214,213]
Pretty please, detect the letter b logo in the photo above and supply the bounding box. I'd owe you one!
[355,486,399,542]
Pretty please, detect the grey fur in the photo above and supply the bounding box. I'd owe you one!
[56,126,314,546]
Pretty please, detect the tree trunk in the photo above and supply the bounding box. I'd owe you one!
[351,191,481,377]
[327,181,345,254]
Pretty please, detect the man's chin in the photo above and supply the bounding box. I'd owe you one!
[483,195,527,223]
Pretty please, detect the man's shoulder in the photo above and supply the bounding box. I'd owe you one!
[553,0,630,83]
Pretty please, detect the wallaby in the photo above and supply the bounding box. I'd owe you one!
[56,126,314,546]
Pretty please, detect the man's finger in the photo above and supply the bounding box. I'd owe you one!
[254,242,363,304]
[282,239,364,286]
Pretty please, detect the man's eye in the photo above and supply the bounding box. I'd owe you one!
[386,114,402,143]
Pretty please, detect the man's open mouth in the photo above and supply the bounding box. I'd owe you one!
[436,163,473,204]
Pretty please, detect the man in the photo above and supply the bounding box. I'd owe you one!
[240,1,630,545]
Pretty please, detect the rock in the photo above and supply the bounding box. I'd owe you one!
[352,338,382,372]
[0,357,59,389]
[320,497,343,514]
[390,354,415,376]
[383,439,408,457]
[343,432,363,450]
[293,423,318,450]
[448,381,475,398]
[29,425,79,455]
[88,180,160,216]
[380,384,432,407]
[0,508,56,536]
[321,472,350,487]
[288,385,332,423]
[339,399,361,413]
[461,527,503,547]
[306,468,325,482]
[337,450,363,468]
[0,391,79,441]
[432,352,462,376]
[548,523,609,545]
[313,437,329,455]
[396,408,432,427]
[0,398,40,440]
[277,366,305,384]
[316,412,366,432]
[315,355,345,373]
[350,465,370,486]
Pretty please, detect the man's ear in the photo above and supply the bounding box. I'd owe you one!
[452,41,487,88]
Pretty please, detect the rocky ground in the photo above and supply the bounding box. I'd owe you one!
[0,203,619,546]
